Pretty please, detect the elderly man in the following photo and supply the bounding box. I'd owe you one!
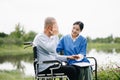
[33,17,80,80]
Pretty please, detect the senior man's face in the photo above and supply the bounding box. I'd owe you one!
[49,20,59,36]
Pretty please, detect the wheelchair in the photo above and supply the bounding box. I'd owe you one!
[24,42,97,80]
[24,42,69,80]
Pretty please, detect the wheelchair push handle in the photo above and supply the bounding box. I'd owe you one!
[24,41,33,49]
[24,42,33,45]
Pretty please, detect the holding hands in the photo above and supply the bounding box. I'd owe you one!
[67,55,80,60]
[67,54,84,61]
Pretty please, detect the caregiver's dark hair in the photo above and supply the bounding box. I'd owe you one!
[73,21,84,31]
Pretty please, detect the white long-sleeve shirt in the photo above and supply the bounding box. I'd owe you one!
[33,33,67,72]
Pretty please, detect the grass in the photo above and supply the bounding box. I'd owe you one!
[0,68,120,80]
[97,68,120,80]
[0,70,34,80]
[0,45,33,63]
[0,45,32,56]
[87,43,120,53]
[0,70,67,80]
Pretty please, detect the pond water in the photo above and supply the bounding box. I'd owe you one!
[88,49,120,69]
[0,49,120,76]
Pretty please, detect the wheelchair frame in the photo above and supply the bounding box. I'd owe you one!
[24,42,69,80]
[33,47,69,80]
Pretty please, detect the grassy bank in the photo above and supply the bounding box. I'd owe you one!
[0,43,120,80]
[87,43,120,53]
[97,68,120,80]
[0,45,32,56]
[0,70,33,80]
[0,43,120,56]
[0,68,120,80]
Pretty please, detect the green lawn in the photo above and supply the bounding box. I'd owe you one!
[0,70,34,80]
[0,68,120,80]
[0,45,32,56]
[87,43,120,53]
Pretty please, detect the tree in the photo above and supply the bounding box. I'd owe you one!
[10,23,25,38]
[58,33,63,39]
[22,31,37,41]
[86,36,92,42]
[0,32,8,38]
[114,37,120,43]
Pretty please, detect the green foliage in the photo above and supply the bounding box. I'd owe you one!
[0,37,23,46]
[91,35,114,43]
[0,45,32,56]
[58,33,63,39]
[0,70,33,80]
[10,23,25,39]
[87,42,120,53]
[22,31,37,41]
[0,68,120,80]
[0,23,37,46]
[87,35,120,43]
[1,23,120,47]
[97,68,120,80]
[86,36,92,42]
[114,37,120,43]
[0,32,8,38]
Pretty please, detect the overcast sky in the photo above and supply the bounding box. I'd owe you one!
[0,0,120,39]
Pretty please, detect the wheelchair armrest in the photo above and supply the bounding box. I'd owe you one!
[35,60,62,76]
[43,60,62,64]
[23,42,33,45]
[36,60,62,70]
[86,57,97,71]
[87,57,97,80]
[23,42,33,49]
[43,60,62,71]
[36,60,62,65]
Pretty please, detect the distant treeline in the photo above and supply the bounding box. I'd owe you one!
[87,35,120,43]
[0,23,120,46]
[0,23,37,46]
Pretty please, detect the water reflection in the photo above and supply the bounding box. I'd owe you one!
[0,49,120,76]
[21,61,34,76]
[0,61,34,76]
[116,48,120,53]
[0,62,16,70]
[87,49,120,69]
[0,54,34,76]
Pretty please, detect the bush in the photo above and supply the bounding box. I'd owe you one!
[0,37,23,46]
